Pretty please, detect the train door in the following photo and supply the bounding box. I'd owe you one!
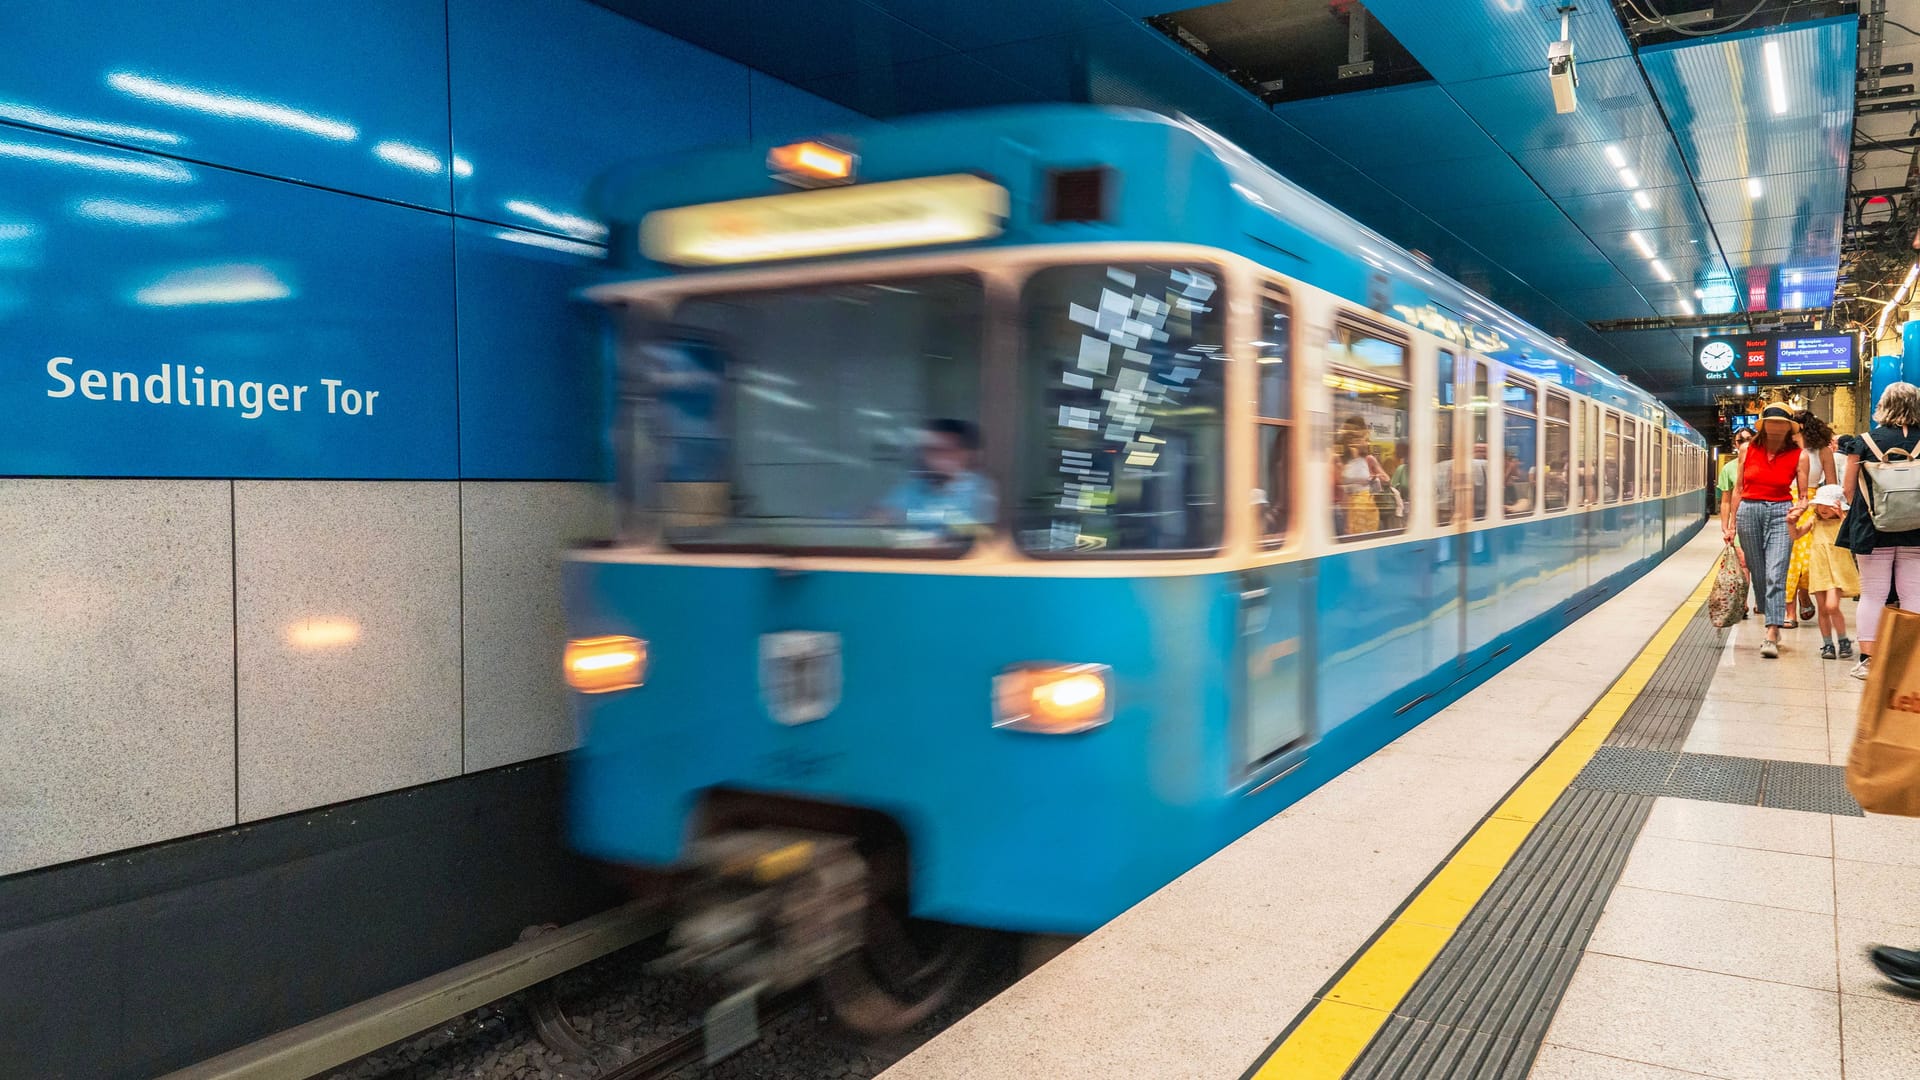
[1436,349,1468,669]
[1237,282,1311,776]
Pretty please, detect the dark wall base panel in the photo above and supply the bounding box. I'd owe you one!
[0,758,623,1080]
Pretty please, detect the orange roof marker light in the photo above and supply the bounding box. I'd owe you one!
[768,140,856,186]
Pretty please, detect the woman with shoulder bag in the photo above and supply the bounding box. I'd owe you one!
[1724,403,1809,658]
[1837,381,1920,680]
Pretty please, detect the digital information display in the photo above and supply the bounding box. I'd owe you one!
[1693,332,1857,386]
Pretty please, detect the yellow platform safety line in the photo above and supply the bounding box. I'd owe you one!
[1248,563,1717,1080]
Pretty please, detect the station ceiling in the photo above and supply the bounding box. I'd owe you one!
[597,0,1860,407]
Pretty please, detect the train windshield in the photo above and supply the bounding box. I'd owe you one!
[626,275,988,554]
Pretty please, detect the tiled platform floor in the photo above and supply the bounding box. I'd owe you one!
[1535,603,1920,1080]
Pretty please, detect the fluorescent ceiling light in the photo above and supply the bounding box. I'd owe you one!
[1763,39,1787,115]
[133,263,291,307]
[1746,177,1763,198]
[1650,258,1674,282]
[1617,168,1640,188]
[490,228,603,258]
[1629,231,1656,258]
[1634,190,1653,209]
[1694,288,1707,298]
[73,198,222,227]
[373,141,442,174]
[0,100,182,145]
[107,71,358,141]
[1604,144,1627,169]
[0,139,191,181]
[1877,262,1920,339]
[1678,299,1695,315]
[504,199,608,241]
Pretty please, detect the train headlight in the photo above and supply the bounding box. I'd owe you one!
[993,663,1111,734]
[565,635,647,693]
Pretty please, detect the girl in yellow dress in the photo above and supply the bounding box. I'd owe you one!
[1790,483,1861,659]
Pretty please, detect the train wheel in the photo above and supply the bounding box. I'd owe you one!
[819,905,982,1035]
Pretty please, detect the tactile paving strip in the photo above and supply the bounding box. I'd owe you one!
[1566,745,1863,815]
[1345,606,1856,1080]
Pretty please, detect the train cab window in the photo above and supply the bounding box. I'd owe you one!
[1255,289,1292,544]
[1544,392,1571,512]
[1435,351,1458,526]
[1015,263,1225,554]
[1623,421,1640,500]
[635,275,988,553]
[1471,362,1491,521]
[1503,376,1538,518]
[1603,412,1621,503]
[1327,322,1408,541]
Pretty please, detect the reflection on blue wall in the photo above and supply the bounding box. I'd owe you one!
[0,0,866,480]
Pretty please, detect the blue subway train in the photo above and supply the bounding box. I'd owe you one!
[561,105,1708,1028]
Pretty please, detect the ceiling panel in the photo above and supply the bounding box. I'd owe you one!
[1712,212,1843,258]
[1681,121,1851,183]
[862,0,1127,50]
[1556,183,1694,235]
[1554,284,1658,321]
[1696,169,1846,223]
[596,0,954,81]
[1445,56,1670,152]
[1272,82,1500,169]
[1393,154,1549,214]
[1618,250,1728,288]
[1358,0,1630,83]
[799,52,1042,114]
[1513,133,1692,198]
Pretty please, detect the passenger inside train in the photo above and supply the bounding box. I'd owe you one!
[873,418,997,533]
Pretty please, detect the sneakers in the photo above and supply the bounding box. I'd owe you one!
[1852,656,1871,681]
[1761,639,1780,659]
[1840,638,1855,659]
[1821,643,1838,660]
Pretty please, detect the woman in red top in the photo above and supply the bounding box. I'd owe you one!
[1722,403,1810,657]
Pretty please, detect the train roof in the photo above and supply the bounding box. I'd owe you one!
[589,105,1702,447]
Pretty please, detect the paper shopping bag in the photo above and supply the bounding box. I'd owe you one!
[1848,606,1920,816]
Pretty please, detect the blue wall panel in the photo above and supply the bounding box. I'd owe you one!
[2,0,451,210]
[0,127,457,478]
[449,0,751,242]
[0,0,869,481]
[747,71,867,143]
[455,221,609,479]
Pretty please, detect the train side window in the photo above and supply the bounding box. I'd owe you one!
[1503,375,1538,518]
[1255,289,1292,544]
[1471,362,1491,521]
[1603,412,1621,503]
[1435,351,1458,526]
[1327,320,1408,541]
[1623,420,1639,500]
[1544,391,1571,511]
[1652,428,1665,496]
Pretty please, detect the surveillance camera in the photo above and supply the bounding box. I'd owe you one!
[1548,39,1578,114]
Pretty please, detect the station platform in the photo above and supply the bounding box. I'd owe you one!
[881,531,1920,1080]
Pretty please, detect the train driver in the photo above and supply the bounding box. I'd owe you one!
[875,419,997,533]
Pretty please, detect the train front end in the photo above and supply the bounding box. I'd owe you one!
[562,111,1278,1028]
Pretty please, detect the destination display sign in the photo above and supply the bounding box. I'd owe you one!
[1693,332,1857,386]
[641,174,1008,267]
